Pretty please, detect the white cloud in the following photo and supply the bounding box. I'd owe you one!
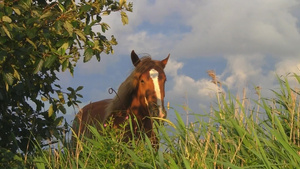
[165,59,183,77]
[272,58,300,87]
[125,31,173,56]
[128,0,184,24]
[170,75,221,98]
[165,59,222,111]
[173,0,300,58]
[222,55,266,89]
[101,0,300,60]
[274,58,300,76]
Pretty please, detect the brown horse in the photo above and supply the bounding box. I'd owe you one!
[72,50,170,148]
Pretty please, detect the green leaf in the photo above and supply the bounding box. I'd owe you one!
[12,7,21,15]
[54,84,61,89]
[2,16,12,23]
[58,105,66,114]
[67,87,74,92]
[3,72,14,85]
[167,156,180,169]
[58,42,69,55]
[95,52,101,61]
[4,6,13,15]
[26,38,37,49]
[58,2,65,12]
[294,73,300,84]
[62,59,69,72]
[63,21,73,36]
[76,94,83,98]
[120,11,128,25]
[181,154,192,169]
[76,86,83,92]
[96,15,102,22]
[35,159,46,169]
[33,59,44,74]
[87,40,94,47]
[44,55,58,68]
[79,5,92,14]
[174,110,185,130]
[2,25,12,39]
[84,48,93,62]
[84,25,92,34]
[75,29,86,41]
[54,116,64,126]
[13,68,20,80]
[100,23,110,33]
[40,11,52,19]
[123,146,142,164]
[110,35,118,45]
[48,104,54,117]
[69,65,74,76]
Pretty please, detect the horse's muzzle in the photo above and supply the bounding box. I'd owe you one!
[149,103,167,119]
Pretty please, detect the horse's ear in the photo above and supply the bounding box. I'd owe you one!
[131,50,140,67]
[161,54,170,68]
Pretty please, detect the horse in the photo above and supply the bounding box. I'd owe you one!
[72,50,170,149]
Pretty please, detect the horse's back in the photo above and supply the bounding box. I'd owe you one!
[81,99,112,123]
[73,99,112,136]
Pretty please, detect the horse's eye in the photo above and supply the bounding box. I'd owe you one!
[141,79,145,84]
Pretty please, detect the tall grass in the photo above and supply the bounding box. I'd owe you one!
[3,73,300,168]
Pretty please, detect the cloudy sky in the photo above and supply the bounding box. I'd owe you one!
[60,0,300,124]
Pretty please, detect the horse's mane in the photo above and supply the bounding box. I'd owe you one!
[105,55,165,118]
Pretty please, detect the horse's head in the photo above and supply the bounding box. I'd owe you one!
[131,50,169,119]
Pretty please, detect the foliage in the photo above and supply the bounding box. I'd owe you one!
[6,73,300,168]
[0,0,132,155]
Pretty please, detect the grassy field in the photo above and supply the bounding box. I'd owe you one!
[2,73,300,168]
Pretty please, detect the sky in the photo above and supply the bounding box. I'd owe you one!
[60,0,300,124]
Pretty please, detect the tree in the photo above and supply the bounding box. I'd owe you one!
[0,0,132,154]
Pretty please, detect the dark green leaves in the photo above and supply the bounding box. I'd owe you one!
[2,72,13,86]
[79,5,92,14]
[33,59,44,74]
[84,48,94,62]
[2,72,14,91]
[40,11,52,19]
[44,55,58,68]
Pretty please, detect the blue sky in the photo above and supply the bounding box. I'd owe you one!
[60,0,300,124]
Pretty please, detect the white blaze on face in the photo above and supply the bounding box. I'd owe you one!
[149,69,164,118]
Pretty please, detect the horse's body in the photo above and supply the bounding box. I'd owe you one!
[72,50,169,147]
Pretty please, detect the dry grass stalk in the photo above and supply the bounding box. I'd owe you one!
[239,88,247,124]
[255,86,261,124]
[207,70,222,88]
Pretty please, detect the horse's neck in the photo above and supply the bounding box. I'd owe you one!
[109,93,152,130]
[129,96,153,128]
[130,95,147,114]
